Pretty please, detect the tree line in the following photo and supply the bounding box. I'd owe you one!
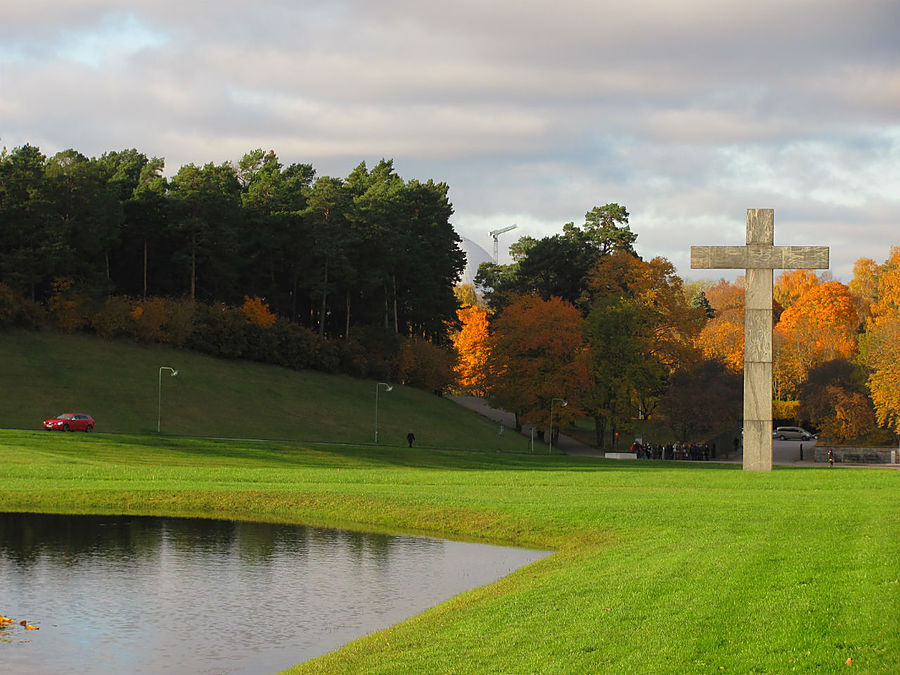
[454,209,900,449]
[0,145,465,343]
[695,254,900,443]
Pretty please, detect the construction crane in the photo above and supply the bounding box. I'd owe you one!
[489,224,517,263]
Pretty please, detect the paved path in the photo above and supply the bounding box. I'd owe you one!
[449,396,900,469]
[449,395,602,456]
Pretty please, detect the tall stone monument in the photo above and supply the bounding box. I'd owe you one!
[691,209,829,471]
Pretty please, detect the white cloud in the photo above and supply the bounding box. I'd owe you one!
[1,1,898,283]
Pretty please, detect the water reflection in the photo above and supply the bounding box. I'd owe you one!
[0,513,548,674]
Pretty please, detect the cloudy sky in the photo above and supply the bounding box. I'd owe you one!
[2,1,898,281]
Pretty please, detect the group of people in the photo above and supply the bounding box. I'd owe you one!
[629,441,715,461]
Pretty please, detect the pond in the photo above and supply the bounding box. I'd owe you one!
[0,513,548,674]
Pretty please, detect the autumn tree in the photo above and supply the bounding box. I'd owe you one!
[848,257,879,325]
[799,360,875,443]
[694,278,745,372]
[241,296,277,329]
[486,294,587,434]
[582,251,703,447]
[774,269,821,310]
[452,302,491,396]
[454,283,481,309]
[862,320,900,434]
[858,247,900,433]
[774,281,858,398]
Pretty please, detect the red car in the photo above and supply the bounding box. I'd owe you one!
[42,413,95,432]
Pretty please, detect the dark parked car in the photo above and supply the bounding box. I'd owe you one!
[43,413,95,432]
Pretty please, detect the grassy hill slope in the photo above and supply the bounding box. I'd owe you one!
[0,330,527,452]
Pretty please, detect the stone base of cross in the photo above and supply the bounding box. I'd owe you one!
[691,209,829,471]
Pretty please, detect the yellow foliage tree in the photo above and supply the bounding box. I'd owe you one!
[818,386,876,443]
[695,319,744,373]
[859,248,900,433]
[867,247,900,326]
[848,257,879,324]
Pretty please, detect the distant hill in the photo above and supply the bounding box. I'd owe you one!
[0,330,528,452]
[459,236,494,286]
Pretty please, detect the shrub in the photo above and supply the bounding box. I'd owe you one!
[92,296,135,338]
[189,303,251,359]
[47,278,91,333]
[397,337,457,394]
[0,283,46,329]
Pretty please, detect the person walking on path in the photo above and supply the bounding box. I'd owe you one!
[406,432,415,448]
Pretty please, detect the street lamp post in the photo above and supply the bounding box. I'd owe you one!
[374,382,392,443]
[549,398,568,455]
[157,366,178,433]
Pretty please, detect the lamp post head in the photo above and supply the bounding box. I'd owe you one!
[171,370,178,377]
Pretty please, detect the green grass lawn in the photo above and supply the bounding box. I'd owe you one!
[0,330,527,452]
[1,430,897,673]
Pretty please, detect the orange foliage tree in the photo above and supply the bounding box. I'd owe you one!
[241,295,277,328]
[774,269,820,309]
[774,281,858,398]
[486,294,587,433]
[858,247,900,433]
[694,278,745,372]
[452,303,491,396]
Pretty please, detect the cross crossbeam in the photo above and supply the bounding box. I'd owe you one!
[691,209,829,471]
[691,245,829,270]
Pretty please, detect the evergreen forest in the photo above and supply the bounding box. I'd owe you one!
[0,146,464,342]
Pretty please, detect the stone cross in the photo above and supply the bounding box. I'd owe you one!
[691,209,829,471]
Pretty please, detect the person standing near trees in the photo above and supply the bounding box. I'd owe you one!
[406,432,415,448]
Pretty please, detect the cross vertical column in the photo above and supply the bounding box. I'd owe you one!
[743,209,774,471]
[691,209,828,471]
